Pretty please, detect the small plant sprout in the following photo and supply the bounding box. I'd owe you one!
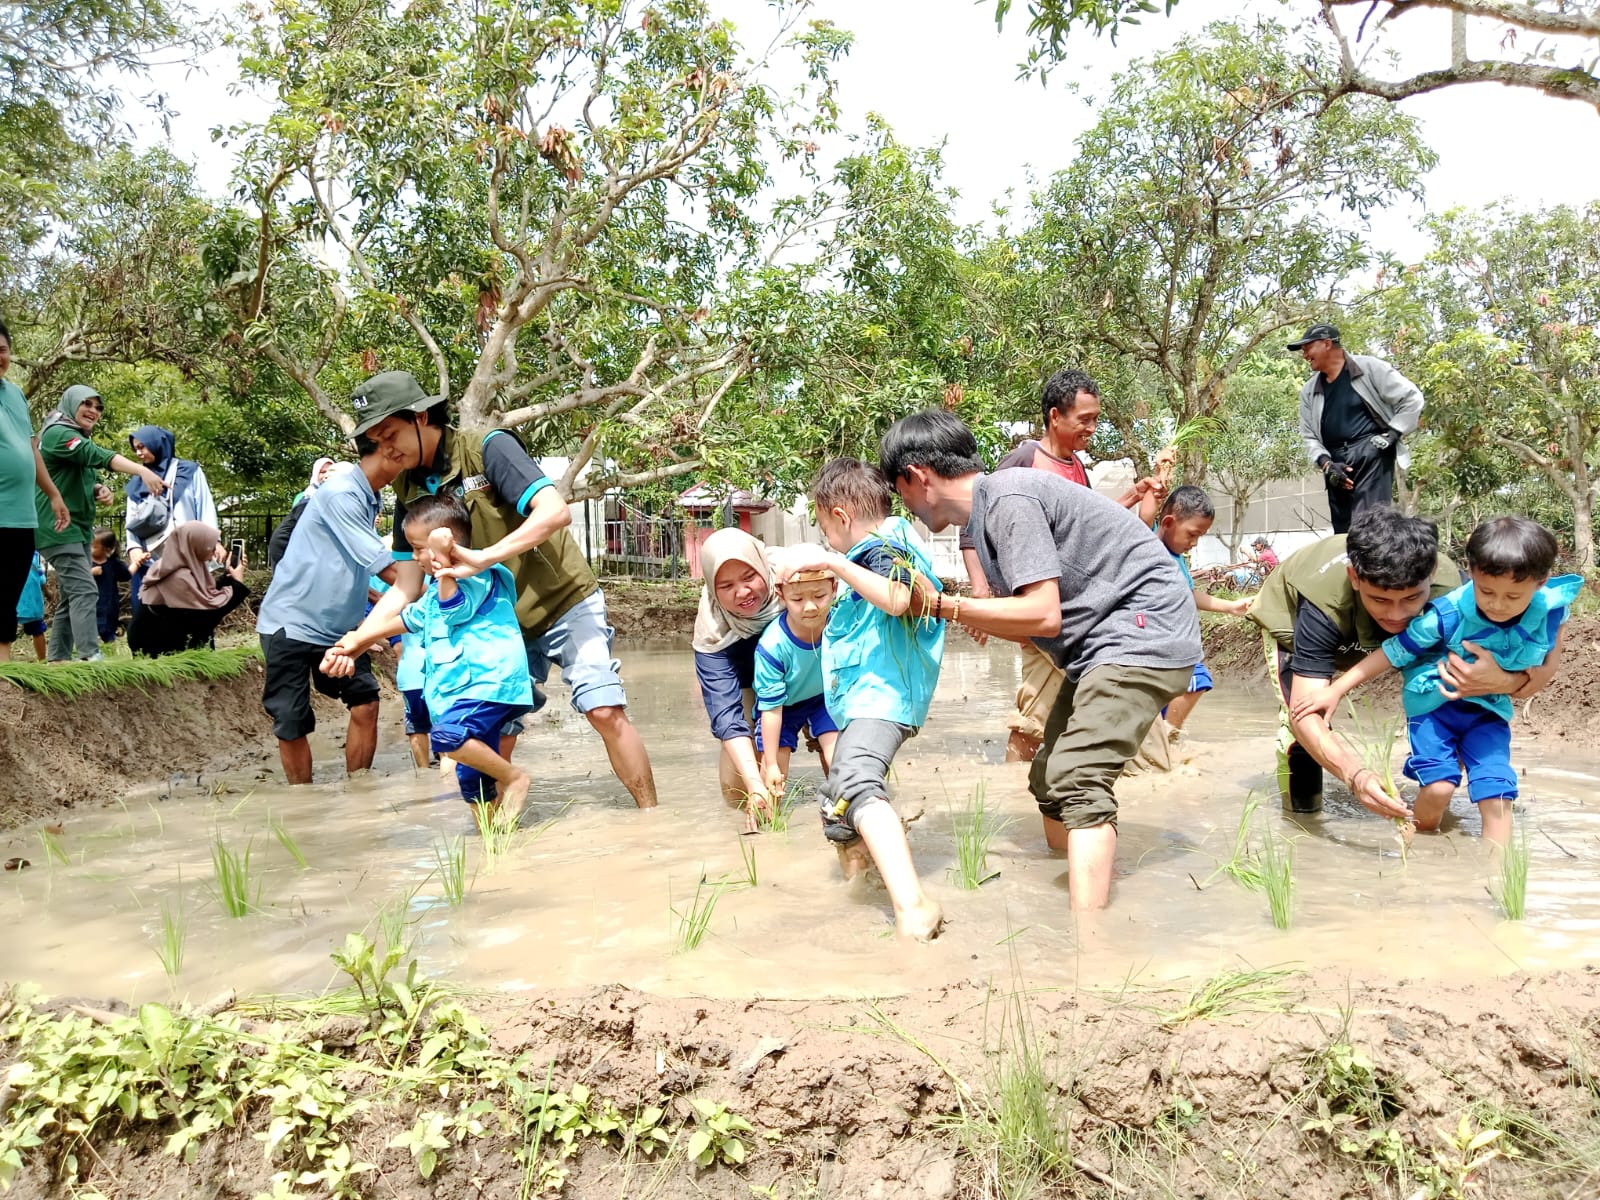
[270,818,308,869]
[736,838,758,888]
[210,836,258,918]
[1258,816,1295,930]
[1202,796,1265,892]
[753,778,808,834]
[472,800,520,870]
[1493,823,1530,921]
[36,828,69,868]
[686,1097,754,1167]
[950,778,1011,889]
[1343,697,1416,856]
[433,834,469,907]
[154,891,186,978]
[671,874,727,954]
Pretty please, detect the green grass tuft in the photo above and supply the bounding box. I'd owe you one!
[433,835,469,907]
[671,874,727,954]
[1259,818,1295,930]
[0,646,262,699]
[270,818,308,870]
[211,836,258,918]
[949,779,1012,890]
[1493,824,1530,921]
[154,891,186,978]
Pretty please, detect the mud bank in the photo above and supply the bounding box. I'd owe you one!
[4,968,1599,1199]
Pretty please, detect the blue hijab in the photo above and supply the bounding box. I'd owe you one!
[125,425,198,501]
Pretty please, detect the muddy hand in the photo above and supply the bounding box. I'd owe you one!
[1291,692,1339,722]
[1351,770,1410,821]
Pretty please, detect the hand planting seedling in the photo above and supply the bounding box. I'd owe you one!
[1342,698,1417,862]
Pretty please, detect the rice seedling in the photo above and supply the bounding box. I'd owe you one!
[1201,796,1266,892]
[1157,966,1297,1028]
[36,828,69,867]
[270,818,308,869]
[1492,823,1530,921]
[736,838,758,888]
[1342,697,1416,856]
[432,834,468,907]
[0,645,262,699]
[1258,818,1295,930]
[472,802,520,871]
[154,892,186,978]
[949,779,1012,889]
[671,874,727,954]
[754,779,808,833]
[210,836,258,918]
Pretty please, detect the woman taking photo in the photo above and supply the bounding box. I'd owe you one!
[127,523,250,657]
[124,424,220,613]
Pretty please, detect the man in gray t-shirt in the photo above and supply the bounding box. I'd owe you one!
[880,409,1199,913]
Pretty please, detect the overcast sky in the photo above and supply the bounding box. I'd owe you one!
[129,0,1600,266]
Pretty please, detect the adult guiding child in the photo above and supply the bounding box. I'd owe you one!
[321,371,657,809]
[1246,506,1555,816]
[1292,323,1424,534]
[881,408,1201,913]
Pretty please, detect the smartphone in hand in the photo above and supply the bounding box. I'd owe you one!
[228,538,246,569]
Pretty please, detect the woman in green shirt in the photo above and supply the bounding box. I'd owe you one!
[0,319,69,663]
[32,384,166,661]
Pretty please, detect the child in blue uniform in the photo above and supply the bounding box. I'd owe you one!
[754,567,839,795]
[17,552,47,660]
[773,458,945,941]
[347,495,533,823]
[1295,516,1579,845]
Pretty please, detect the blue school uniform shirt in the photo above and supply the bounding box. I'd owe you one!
[822,516,945,728]
[1382,574,1582,722]
[753,612,826,711]
[400,563,533,713]
[17,552,46,623]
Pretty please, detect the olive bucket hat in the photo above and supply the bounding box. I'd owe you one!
[349,371,440,438]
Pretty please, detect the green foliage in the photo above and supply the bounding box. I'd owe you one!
[754,778,809,834]
[1156,967,1295,1028]
[737,838,759,889]
[270,819,308,871]
[432,835,469,907]
[154,895,187,979]
[36,829,69,868]
[671,874,729,954]
[686,1097,754,1167]
[1205,357,1307,552]
[949,779,1012,890]
[1493,825,1530,922]
[1258,818,1294,931]
[210,837,258,918]
[0,646,263,699]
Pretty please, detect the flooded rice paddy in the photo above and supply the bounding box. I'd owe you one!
[5,643,1598,1003]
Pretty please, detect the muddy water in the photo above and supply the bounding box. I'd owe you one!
[5,644,1598,1004]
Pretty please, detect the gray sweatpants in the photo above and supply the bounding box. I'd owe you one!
[818,717,914,845]
[41,542,98,661]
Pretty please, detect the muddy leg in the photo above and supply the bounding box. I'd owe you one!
[1412,780,1455,832]
[1163,689,1203,733]
[1477,798,1512,847]
[586,705,657,809]
[344,701,379,774]
[1064,823,1117,912]
[854,802,942,941]
[278,737,314,785]
[452,737,530,825]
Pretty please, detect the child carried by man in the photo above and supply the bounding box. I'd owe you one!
[1294,515,1579,845]
[345,495,534,823]
[772,458,945,941]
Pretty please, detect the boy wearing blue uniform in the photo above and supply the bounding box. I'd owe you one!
[754,568,840,795]
[17,551,47,660]
[1152,486,1251,733]
[773,459,945,941]
[1296,516,1578,846]
[348,495,533,823]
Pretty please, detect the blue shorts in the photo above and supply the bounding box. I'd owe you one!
[401,688,431,736]
[504,590,627,736]
[1187,660,1213,694]
[19,618,45,636]
[754,693,839,752]
[1403,701,1516,803]
[430,698,530,804]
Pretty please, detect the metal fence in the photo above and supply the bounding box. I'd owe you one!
[573,499,690,580]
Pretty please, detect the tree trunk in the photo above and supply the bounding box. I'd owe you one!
[1573,493,1595,573]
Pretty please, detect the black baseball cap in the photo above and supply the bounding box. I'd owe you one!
[1287,323,1340,350]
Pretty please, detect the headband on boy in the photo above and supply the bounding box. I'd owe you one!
[785,568,834,584]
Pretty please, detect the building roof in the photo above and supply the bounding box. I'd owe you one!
[677,484,773,513]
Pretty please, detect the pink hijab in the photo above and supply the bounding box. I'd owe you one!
[139,523,234,610]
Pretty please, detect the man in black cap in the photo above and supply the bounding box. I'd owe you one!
[1290,323,1424,534]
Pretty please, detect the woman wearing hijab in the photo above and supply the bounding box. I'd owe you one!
[32,384,166,661]
[693,528,786,814]
[124,424,221,614]
[127,523,250,657]
[292,457,336,506]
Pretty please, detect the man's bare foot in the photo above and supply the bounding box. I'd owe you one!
[897,897,943,941]
[836,840,873,881]
[498,771,531,827]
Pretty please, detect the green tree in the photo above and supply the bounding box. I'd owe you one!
[215,0,849,497]
[996,1,1600,109]
[1204,358,1306,557]
[1382,203,1600,570]
[1027,18,1434,481]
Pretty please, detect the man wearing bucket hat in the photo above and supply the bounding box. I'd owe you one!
[322,371,657,809]
[1290,323,1424,534]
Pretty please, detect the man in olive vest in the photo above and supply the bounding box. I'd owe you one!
[322,371,657,808]
[1248,506,1551,816]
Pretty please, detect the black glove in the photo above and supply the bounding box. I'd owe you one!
[1322,459,1354,488]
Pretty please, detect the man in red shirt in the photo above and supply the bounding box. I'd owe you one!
[962,368,1161,761]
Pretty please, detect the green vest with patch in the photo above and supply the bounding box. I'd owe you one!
[395,428,597,639]
[1248,535,1459,662]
